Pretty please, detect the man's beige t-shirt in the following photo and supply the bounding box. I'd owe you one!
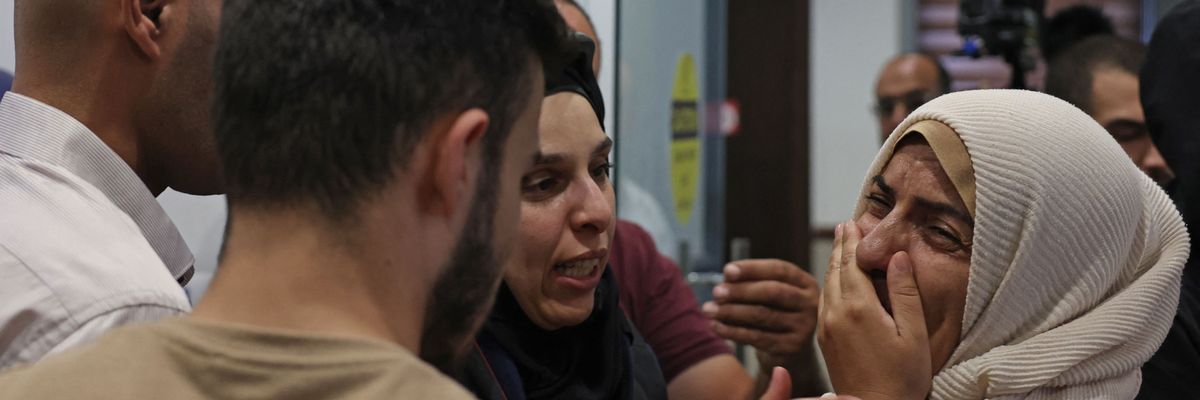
[0,317,475,399]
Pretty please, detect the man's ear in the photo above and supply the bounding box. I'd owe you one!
[124,0,167,59]
[420,109,490,217]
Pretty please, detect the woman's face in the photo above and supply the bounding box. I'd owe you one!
[504,92,616,331]
[855,138,973,373]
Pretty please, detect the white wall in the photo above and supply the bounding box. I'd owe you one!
[809,0,903,228]
[1,0,14,72]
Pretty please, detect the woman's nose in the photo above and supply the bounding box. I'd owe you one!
[854,217,905,274]
[568,176,613,235]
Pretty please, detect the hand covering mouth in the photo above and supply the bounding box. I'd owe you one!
[869,269,892,315]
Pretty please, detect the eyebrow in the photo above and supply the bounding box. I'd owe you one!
[594,137,614,157]
[873,175,973,227]
[914,198,975,227]
[533,153,565,166]
[1102,119,1148,141]
[872,175,895,197]
[534,137,614,166]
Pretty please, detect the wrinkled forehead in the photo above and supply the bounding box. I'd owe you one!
[875,120,977,219]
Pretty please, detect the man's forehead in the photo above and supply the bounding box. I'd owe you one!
[877,57,940,93]
[1090,68,1144,122]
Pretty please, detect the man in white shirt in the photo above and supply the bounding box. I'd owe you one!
[0,0,223,368]
[0,2,571,397]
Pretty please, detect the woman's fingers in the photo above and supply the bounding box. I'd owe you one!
[837,221,877,303]
[824,223,844,301]
[886,251,927,339]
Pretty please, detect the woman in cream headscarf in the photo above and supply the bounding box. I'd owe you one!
[817,89,1189,399]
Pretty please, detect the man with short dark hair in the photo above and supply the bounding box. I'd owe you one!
[0,0,221,368]
[1045,35,1174,185]
[0,0,569,397]
[873,53,952,141]
[1040,5,1116,63]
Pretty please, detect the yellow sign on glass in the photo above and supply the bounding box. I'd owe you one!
[670,53,700,226]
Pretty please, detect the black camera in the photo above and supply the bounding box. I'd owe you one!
[958,0,1045,88]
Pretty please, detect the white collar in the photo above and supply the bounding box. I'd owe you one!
[0,92,195,283]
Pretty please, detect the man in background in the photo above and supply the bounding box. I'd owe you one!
[0,0,568,397]
[555,2,826,398]
[1041,5,1115,63]
[0,0,221,368]
[873,53,951,141]
[1045,35,1174,185]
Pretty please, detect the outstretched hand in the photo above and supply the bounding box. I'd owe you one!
[817,221,932,400]
[703,259,819,364]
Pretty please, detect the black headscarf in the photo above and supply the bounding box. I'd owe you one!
[484,270,633,400]
[1137,1,1200,398]
[458,35,665,400]
[545,34,605,131]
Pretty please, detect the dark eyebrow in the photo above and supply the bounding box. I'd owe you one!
[593,137,614,157]
[534,137,613,166]
[914,197,974,227]
[872,175,895,197]
[1102,119,1149,142]
[533,153,565,166]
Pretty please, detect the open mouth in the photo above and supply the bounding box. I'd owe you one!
[555,257,601,278]
[869,269,893,315]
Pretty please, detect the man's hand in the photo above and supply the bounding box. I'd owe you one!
[702,258,819,363]
[702,258,823,396]
[817,222,931,400]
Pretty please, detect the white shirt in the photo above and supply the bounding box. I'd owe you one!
[0,93,193,369]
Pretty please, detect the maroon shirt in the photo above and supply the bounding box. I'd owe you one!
[610,220,733,382]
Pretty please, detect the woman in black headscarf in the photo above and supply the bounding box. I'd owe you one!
[457,35,667,400]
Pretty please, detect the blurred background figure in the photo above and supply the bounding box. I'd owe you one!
[1045,35,1175,185]
[872,53,951,141]
[1040,5,1116,63]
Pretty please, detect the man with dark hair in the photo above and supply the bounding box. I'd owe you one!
[0,0,568,397]
[0,0,221,368]
[1137,1,1200,398]
[1045,35,1174,185]
[1041,5,1115,63]
[874,53,952,141]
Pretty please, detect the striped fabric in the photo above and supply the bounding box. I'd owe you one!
[0,93,194,368]
[0,93,194,279]
[856,90,1190,399]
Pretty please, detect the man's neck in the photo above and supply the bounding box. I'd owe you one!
[192,210,428,351]
[11,58,163,194]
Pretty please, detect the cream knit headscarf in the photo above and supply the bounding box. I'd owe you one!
[855,90,1190,399]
